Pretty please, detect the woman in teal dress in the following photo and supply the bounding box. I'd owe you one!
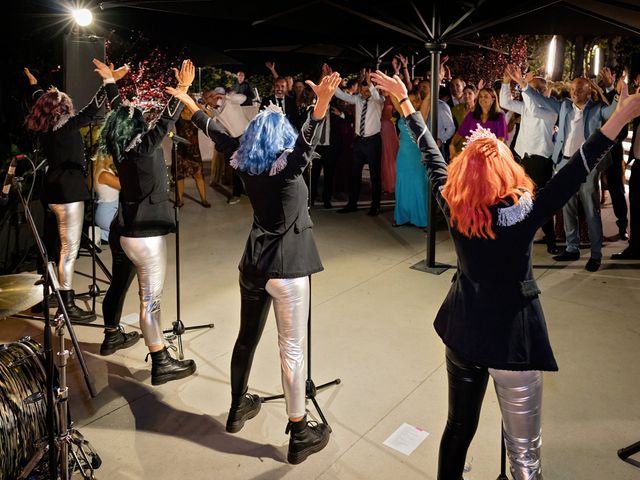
[393,91,429,227]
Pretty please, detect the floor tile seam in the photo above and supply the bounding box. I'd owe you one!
[316,361,445,479]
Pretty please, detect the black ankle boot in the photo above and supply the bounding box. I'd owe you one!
[226,392,261,433]
[147,347,196,386]
[100,327,141,356]
[57,289,96,323]
[285,415,330,464]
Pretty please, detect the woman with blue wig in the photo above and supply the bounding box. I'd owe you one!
[168,71,342,464]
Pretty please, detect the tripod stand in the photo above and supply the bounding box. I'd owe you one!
[15,174,100,479]
[262,150,341,427]
[618,440,640,466]
[162,133,214,359]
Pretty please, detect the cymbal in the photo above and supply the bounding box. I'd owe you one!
[0,274,44,319]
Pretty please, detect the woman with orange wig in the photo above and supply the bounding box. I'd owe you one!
[372,70,639,480]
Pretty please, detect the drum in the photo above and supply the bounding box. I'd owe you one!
[0,338,54,480]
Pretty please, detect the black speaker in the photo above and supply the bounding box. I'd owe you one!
[63,33,105,113]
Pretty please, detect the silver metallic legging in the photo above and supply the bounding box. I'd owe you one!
[49,202,84,290]
[266,277,309,419]
[120,236,167,347]
[439,348,543,480]
[489,368,543,480]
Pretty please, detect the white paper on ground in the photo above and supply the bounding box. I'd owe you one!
[120,313,139,327]
[383,423,430,456]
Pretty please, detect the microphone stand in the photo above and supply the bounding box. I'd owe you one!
[262,148,341,427]
[163,132,214,359]
[77,122,111,313]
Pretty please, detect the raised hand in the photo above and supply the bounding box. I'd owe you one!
[93,58,114,81]
[602,79,640,140]
[477,78,485,91]
[109,62,130,81]
[172,60,195,89]
[265,61,276,71]
[397,54,408,68]
[523,71,536,85]
[24,67,38,86]
[370,70,408,102]
[166,86,199,113]
[392,57,401,75]
[600,67,614,88]
[306,71,341,102]
[321,62,333,77]
[503,66,512,84]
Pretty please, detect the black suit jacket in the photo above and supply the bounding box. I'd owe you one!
[30,83,113,204]
[111,89,184,238]
[406,111,615,371]
[192,109,323,279]
[260,95,301,130]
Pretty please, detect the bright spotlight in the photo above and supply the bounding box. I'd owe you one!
[592,46,601,76]
[546,35,557,79]
[72,8,93,27]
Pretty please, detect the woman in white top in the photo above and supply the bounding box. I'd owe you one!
[93,152,120,243]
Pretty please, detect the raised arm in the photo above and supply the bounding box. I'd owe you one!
[132,60,194,155]
[499,72,524,115]
[333,87,358,104]
[281,72,342,174]
[371,70,449,212]
[24,68,45,102]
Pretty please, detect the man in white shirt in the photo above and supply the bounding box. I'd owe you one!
[334,71,385,215]
[501,66,558,253]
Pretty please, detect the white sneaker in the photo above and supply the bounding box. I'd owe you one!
[228,196,241,205]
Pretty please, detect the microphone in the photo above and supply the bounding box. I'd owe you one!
[168,131,191,145]
[1,157,18,206]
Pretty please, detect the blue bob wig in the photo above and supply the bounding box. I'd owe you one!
[232,110,298,175]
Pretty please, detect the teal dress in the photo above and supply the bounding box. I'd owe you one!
[394,117,428,228]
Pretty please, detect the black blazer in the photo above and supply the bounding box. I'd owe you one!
[260,95,301,130]
[111,90,184,238]
[192,109,323,279]
[30,83,113,204]
[406,112,615,371]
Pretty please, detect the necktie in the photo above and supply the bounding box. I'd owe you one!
[359,99,368,137]
[278,98,284,112]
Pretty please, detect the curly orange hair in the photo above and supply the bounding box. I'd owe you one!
[442,138,534,239]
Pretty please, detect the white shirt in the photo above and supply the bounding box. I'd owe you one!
[334,86,384,137]
[96,168,119,203]
[215,93,248,138]
[500,83,557,158]
[563,102,586,157]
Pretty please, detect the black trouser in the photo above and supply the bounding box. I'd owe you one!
[311,145,336,205]
[348,133,381,209]
[102,227,135,329]
[603,143,628,232]
[630,160,640,251]
[519,154,555,246]
[230,273,272,398]
[215,135,243,197]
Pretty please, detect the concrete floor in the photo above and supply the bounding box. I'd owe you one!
[1,184,639,480]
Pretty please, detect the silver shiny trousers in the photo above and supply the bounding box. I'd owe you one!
[439,348,543,480]
[120,236,167,347]
[490,368,543,480]
[266,277,309,419]
[49,202,84,290]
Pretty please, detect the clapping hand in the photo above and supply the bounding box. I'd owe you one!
[392,57,401,75]
[93,59,114,81]
[599,67,614,89]
[109,62,130,81]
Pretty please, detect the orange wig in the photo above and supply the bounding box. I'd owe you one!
[442,138,535,239]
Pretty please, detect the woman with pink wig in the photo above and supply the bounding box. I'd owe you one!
[372,69,639,480]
